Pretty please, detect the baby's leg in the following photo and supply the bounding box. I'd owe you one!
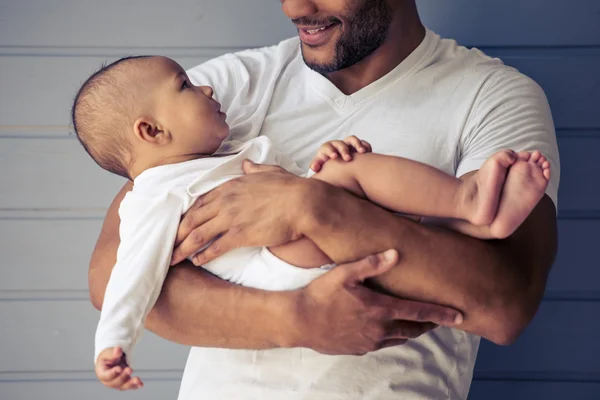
[270,152,498,267]
[268,166,368,269]
[311,152,511,227]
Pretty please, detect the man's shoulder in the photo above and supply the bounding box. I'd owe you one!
[188,37,300,76]
[436,33,535,84]
[232,36,300,63]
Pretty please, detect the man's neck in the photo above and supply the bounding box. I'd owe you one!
[327,21,425,95]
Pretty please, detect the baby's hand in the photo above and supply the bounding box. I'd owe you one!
[310,136,372,172]
[95,346,143,391]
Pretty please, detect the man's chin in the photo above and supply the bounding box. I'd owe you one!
[301,47,338,74]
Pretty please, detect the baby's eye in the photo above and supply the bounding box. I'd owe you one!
[181,80,190,90]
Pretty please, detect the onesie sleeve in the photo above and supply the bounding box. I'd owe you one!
[456,68,560,209]
[94,191,182,366]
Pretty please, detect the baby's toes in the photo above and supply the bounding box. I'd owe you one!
[542,164,551,180]
[529,150,541,163]
[517,151,532,161]
[536,155,546,166]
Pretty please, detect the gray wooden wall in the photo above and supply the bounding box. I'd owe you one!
[0,1,598,399]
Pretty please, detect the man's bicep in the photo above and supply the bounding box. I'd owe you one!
[493,194,558,338]
[508,194,558,279]
[89,180,132,310]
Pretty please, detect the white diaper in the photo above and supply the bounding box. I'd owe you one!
[202,246,334,291]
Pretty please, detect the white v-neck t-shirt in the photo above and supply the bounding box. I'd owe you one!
[178,28,560,400]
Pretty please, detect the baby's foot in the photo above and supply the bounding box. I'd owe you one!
[464,149,518,226]
[489,151,551,238]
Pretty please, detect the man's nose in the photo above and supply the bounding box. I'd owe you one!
[200,86,214,98]
[281,0,318,21]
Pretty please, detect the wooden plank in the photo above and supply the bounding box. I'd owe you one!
[0,138,125,210]
[1,135,597,212]
[0,379,180,400]
[494,53,600,129]
[0,301,189,372]
[556,136,600,212]
[474,301,600,375]
[547,220,600,296]
[469,381,600,400]
[0,218,598,297]
[2,299,598,374]
[0,0,295,48]
[418,0,600,46]
[1,0,598,48]
[2,52,598,131]
[0,218,101,292]
[0,55,221,130]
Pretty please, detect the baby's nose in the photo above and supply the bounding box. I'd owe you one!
[200,86,214,98]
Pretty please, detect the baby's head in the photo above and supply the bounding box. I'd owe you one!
[71,56,229,179]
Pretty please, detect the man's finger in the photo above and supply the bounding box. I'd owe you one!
[175,201,220,247]
[172,220,225,265]
[383,321,438,339]
[242,159,285,175]
[383,297,463,326]
[376,338,408,350]
[336,249,399,284]
[192,232,237,265]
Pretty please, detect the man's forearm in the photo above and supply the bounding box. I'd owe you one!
[90,253,298,349]
[146,263,297,348]
[301,178,557,344]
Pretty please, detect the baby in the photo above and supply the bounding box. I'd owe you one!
[71,56,550,391]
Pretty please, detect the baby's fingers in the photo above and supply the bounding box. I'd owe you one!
[106,367,133,389]
[360,139,372,152]
[97,365,123,382]
[343,135,366,153]
[119,376,144,391]
[310,153,330,172]
[331,141,352,161]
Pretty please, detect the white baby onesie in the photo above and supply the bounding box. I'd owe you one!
[94,136,329,364]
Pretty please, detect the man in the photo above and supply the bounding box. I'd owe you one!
[89,0,559,398]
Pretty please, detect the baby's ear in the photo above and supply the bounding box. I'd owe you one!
[133,117,170,145]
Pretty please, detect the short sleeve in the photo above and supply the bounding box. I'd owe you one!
[185,40,298,143]
[457,68,560,209]
[186,54,241,117]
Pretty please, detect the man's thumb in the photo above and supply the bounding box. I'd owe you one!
[242,159,284,174]
[344,249,399,284]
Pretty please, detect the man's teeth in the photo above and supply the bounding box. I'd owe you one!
[306,26,328,34]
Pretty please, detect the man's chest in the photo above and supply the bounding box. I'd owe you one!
[258,93,467,175]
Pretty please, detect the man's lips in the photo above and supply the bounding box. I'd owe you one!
[297,22,340,47]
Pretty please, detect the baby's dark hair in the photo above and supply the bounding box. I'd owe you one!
[71,56,153,179]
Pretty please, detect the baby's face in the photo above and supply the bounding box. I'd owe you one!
[147,56,229,155]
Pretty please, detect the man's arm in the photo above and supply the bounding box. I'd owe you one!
[89,181,460,352]
[304,163,557,345]
[180,162,556,346]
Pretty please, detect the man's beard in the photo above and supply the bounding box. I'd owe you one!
[300,0,393,75]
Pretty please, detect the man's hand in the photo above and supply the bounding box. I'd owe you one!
[289,250,463,355]
[171,160,309,266]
